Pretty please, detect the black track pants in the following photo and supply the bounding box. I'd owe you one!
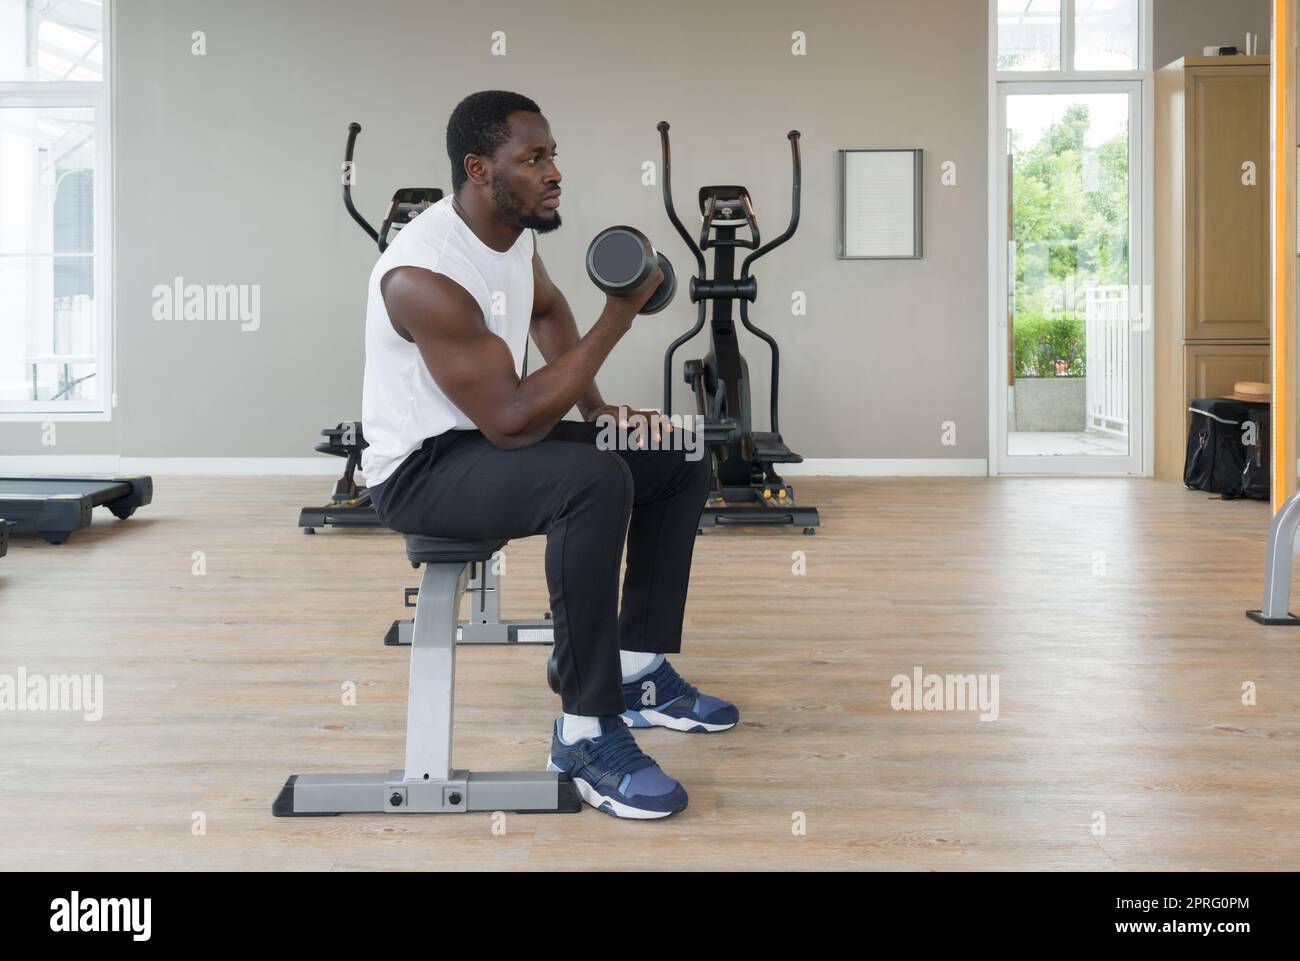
[369,420,711,716]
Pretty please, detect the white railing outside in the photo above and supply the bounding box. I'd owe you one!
[1084,285,1129,438]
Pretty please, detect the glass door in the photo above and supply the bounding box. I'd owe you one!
[996,82,1144,473]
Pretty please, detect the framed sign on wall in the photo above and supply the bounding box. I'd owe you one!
[838,148,923,259]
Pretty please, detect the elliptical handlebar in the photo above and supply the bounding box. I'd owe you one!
[656,124,802,432]
[657,122,707,279]
[740,130,800,280]
[736,130,800,436]
[658,121,707,416]
[342,122,382,249]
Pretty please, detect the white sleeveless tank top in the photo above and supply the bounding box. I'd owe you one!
[359,195,534,486]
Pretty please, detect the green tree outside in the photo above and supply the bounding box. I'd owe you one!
[1012,102,1129,378]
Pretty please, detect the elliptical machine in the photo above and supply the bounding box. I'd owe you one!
[658,122,819,535]
[299,123,443,534]
[299,123,552,649]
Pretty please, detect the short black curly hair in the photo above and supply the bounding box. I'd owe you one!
[446,90,542,193]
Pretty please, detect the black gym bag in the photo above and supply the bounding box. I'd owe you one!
[1183,397,1270,500]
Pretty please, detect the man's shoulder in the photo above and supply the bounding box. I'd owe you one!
[387,199,455,254]
[381,264,478,311]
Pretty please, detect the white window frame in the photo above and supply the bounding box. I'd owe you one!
[995,0,1148,81]
[0,0,114,422]
[987,0,1155,475]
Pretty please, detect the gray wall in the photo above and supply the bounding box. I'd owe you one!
[1,0,990,462]
[1153,0,1271,68]
[0,0,1275,464]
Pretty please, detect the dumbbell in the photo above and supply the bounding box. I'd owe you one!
[586,226,676,314]
[546,648,560,695]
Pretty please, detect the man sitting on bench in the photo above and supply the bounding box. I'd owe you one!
[360,90,737,820]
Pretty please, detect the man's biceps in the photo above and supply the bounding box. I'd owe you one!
[432,344,513,395]
[422,349,481,394]
[439,366,514,430]
[531,266,554,317]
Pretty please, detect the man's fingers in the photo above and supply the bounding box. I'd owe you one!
[655,412,673,443]
[611,409,676,447]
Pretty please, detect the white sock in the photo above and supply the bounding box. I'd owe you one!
[620,651,664,682]
[561,713,603,744]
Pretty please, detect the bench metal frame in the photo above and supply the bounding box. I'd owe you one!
[275,541,579,816]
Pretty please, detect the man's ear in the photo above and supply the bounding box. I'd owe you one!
[463,153,490,188]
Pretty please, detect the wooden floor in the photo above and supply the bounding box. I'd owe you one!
[1,475,1297,871]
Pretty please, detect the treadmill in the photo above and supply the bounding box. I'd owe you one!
[0,476,153,544]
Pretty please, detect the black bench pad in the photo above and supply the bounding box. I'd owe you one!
[404,535,506,565]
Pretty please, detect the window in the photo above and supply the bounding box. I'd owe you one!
[0,0,111,418]
[1073,0,1140,71]
[989,0,1153,476]
[997,0,1143,76]
[998,0,1063,72]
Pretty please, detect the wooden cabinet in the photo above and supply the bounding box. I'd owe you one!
[1184,65,1270,341]
[1155,56,1270,480]
[1184,344,1270,400]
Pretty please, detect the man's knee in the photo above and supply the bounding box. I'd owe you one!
[571,451,634,519]
[680,433,712,492]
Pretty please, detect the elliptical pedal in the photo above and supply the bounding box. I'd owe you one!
[749,431,803,464]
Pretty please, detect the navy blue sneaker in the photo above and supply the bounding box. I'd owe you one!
[622,659,739,733]
[546,716,688,819]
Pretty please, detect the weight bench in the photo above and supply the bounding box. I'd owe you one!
[274,534,580,816]
[383,560,555,647]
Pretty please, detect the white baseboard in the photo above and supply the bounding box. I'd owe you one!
[0,455,122,475]
[0,456,989,478]
[0,456,341,476]
[785,459,989,477]
[120,458,344,476]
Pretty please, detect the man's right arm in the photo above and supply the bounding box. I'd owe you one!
[380,266,639,451]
